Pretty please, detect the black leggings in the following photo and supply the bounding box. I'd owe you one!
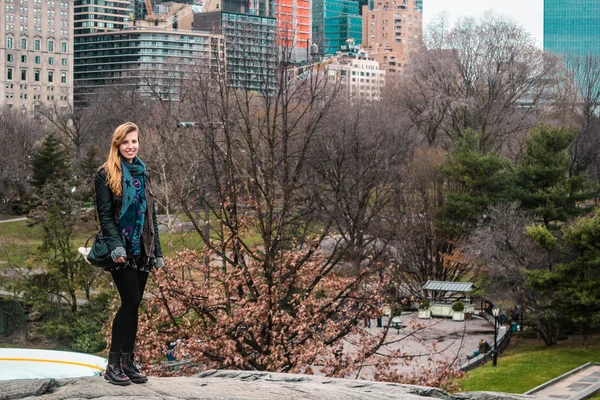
[110,269,149,353]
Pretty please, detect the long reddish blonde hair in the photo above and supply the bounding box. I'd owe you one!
[103,122,139,197]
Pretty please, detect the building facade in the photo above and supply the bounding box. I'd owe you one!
[361,0,422,73]
[74,0,130,35]
[0,0,74,115]
[313,0,362,55]
[74,28,224,104]
[275,0,311,60]
[194,11,277,92]
[544,0,600,56]
[327,53,385,100]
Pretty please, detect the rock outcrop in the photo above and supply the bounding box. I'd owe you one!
[0,370,542,400]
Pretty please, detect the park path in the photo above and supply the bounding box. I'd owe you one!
[0,217,26,224]
[526,363,600,399]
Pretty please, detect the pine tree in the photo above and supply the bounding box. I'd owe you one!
[440,130,514,233]
[515,124,597,228]
[29,133,72,192]
[527,213,600,346]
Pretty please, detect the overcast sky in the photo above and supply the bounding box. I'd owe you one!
[422,0,544,47]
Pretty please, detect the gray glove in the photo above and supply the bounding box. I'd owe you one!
[155,257,165,268]
[111,247,126,262]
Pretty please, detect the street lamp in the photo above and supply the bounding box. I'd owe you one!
[492,306,500,367]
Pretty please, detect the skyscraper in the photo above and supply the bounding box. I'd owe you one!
[544,0,600,56]
[312,0,362,55]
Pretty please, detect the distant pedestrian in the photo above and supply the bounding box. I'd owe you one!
[95,122,164,385]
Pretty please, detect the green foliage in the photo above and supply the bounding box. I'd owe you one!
[78,146,103,205]
[525,225,558,251]
[419,298,430,310]
[526,212,600,345]
[515,124,597,228]
[29,133,72,193]
[71,292,113,353]
[460,338,600,393]
[452,301,464,312]
[441,130,514,233]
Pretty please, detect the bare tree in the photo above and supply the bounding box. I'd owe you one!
[386,14,564,154]
[0,106,46,212]
[386,148,472,297]
[464,203,568,345]
[561,53,600,177]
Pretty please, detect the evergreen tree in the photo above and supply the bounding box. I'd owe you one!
[515,124,596,228]
[440,130,514,233]
[527,213,600,346]
[29,132,72,192]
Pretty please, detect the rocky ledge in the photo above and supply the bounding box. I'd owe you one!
[0,370,541,400]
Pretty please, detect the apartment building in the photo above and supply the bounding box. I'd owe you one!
[74,0,130,35]
[74,27,225,104]
[276,0,311,61]
[327,52,385,100]
[361,0,421,73]
[0,0,74,115]
[194,11,277,92]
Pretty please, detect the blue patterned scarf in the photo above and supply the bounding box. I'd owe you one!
[120,157,147,257]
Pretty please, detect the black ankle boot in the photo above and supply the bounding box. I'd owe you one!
[121,352,148,383]
[104,352,131,385]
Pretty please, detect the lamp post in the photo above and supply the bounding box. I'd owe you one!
[492,306,500,367]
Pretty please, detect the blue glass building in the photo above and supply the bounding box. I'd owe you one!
[544,0,600,55]
[313,0,362,55]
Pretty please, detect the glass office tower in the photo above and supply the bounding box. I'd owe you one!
[313,0,362,55]
[544,0,600,55]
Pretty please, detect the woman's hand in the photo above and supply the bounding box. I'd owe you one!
[111,247,127,264]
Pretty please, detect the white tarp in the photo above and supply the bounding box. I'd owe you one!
[0,348,106,380]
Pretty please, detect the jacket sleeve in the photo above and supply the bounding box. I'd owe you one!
[152,201,162,258]
[94,171,125,252]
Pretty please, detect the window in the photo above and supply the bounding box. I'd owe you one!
[48,71,53,83]
[34,69,40,82]
[35,56,40,64]
[61,41,66,52]
[48,40,53,51]
[21,69,26,81]
[48,57,54,65]
[35,39,40,50]
[61,58,66,66]
[61,71,66,83]
[21,55,26,62]
[7,54,13,62]
[7,68,13,80]
[7,37,13,48]
[21,38,26,49]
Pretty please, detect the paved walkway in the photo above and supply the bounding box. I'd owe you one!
[0,217,26,224]
[527,364,600,399]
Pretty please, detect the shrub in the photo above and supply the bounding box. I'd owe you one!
[71,291,114,353]
[419,298,430,310]
[452,301,465,312]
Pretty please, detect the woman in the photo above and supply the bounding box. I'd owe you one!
[95,122,164,385]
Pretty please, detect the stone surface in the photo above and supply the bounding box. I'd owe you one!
[0,370,546,400]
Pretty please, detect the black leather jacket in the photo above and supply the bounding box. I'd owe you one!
[94,167,162,259]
